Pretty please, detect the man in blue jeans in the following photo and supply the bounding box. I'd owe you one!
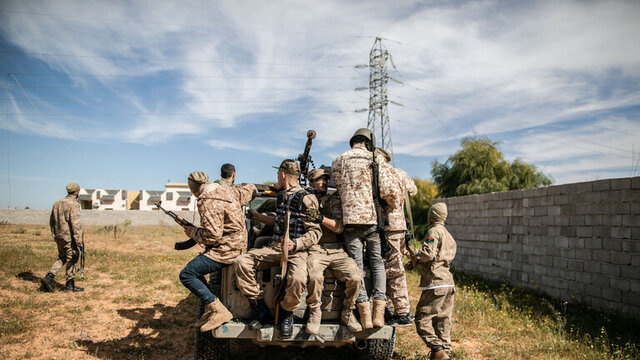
[179,170,257,333]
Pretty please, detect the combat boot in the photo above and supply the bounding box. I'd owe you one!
[341,308,363,333]
[391,312,414,327]
[199,298,233,333]
[430,345,450,360]
[305,305,322,335]
[64,279,84,292]
[372,299,386,327]
[279,309,294,339]
[356,302,373,329]
[41,273,55,292]
[248,298,271,330]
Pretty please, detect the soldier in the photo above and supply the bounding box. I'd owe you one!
[376,148,418,326]
[180,171,257,333]
[41,182,85,293]
[331,128,403,329]
[304,168,363,334]
[414,202,457,360]
[214,163,236,187]
[234,159,321,338]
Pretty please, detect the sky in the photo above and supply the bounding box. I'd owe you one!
[1,0,639,209]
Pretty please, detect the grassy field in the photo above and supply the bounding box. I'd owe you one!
[0,224,638,359]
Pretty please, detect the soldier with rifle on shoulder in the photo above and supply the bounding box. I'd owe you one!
[179,169,257,334]
[331,128,403,329]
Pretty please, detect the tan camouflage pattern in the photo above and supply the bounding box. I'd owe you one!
[307,191,361,312]
[185,182,257,264]
[286,185,322,251]
[384,231,411,315]
[385,168,418,231]
[48,195,83,281]
[49,195,83,243]
[416,222,457,288]
[331,143,403,225]
[415,286,455,352]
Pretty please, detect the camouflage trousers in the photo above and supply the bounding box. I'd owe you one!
[234,241,308,312]
[415,286,455,352]
[307,244,361,312]
[384,231,410,315]
[48,237,78,282]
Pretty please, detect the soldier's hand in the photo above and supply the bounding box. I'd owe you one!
[247,208,258,220]
[182,225,194,238]
[305,209,324,224]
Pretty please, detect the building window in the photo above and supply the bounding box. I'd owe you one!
[122,191,127,200]
[96,191,101,198]
[166,192,173,201]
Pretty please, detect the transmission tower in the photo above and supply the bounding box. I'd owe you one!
[367,37,394,157]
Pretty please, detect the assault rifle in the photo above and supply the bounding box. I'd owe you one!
[79,230,85,279]
[370,145,391,256]
[403,188,418,270]
[155,202,198,250]
[297,129,316,186]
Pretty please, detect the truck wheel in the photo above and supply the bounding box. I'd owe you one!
[194,270,230,360]
[354,328,396,360]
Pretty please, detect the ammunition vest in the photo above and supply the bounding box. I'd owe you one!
[274,189,308,240]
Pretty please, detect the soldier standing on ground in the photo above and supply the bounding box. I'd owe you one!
[303,168,363,334]
[413,202,457,360]
[331,128,403,329]
[376,148,418,326]
[235,159,321,338]
[180,171,257,333]
[41,182,85,293]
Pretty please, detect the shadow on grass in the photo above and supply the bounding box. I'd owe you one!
[76,294,198,360]
[452,268,640,357]
[17,271,66,291]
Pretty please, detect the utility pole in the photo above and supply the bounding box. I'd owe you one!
[367,37,394,157]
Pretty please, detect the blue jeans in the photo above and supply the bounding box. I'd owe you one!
[179,254,226,305]
[344,224,387,302]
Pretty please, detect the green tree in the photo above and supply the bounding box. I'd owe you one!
[409,178,439,241]
[432,136,552,197]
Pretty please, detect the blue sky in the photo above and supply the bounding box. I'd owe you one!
[1,0,639,209]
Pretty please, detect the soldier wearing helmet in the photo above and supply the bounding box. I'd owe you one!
[331,128,403,329]
[303,168,363,334]
[41,182,85,293]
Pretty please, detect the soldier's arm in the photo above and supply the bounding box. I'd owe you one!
[69,203,83,244]
[323,193,344,234]
[416,227,440,263]
[404,171,418,197]
[292,194,322,251]
[186,199,223,246]
[233,183,258,205]
[49,209,55,235]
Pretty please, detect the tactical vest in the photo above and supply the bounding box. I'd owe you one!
[274,189,308,240]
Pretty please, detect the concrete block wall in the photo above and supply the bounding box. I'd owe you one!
[435,176,640,316]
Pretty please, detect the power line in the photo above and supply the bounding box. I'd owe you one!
[0,71,357,81]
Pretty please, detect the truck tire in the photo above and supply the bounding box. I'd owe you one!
[354,328,396,360]
[194,270,230,360]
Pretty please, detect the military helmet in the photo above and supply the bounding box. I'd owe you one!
[349,128,376,148]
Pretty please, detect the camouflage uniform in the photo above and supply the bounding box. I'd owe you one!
[47,193,83,282]
[306,190,361,320]
[234,185,321,312]
[415,203,457,355]
[384,168,418,316]
[331,142,403,302]
[184,182,258,264]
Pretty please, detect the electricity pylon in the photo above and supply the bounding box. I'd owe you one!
[367,37,394,157]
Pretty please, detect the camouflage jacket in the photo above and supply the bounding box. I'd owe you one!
[186,182,257,264]
[308,191,344,252]
[416,221,457,287]
[268,185,322,252]
[49,195,83,243]
[331,143,403,225]
[385,168,418,232]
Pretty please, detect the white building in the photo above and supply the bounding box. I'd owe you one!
[161,183,197,211]
[78,188,127,210]
[78,183,196,211]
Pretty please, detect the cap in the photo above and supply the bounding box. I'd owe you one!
[273,159,301,176]
[66,182,80,194]
[309,168,330,181]
[188,171,209,193]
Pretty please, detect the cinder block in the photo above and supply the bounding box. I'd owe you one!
[554,195,569,205]
[585,238,603,249]
[610,203,630,215]
[583,260,601,273]
[611,178,631,190]
[632,177,640,189]
[633,227,640,240]
[585,192,603,203]
[591,274,610,287]
[567,259,584,272]
[560,248,576,259]
[621,265,640,280]
[610,278,631,292]
[585,215,603,226]
[555,217,569,226]
[601,263,621,276]
[622,215,640,227]
[603,238,622,252]
[575,249,591,260]
[584,284,602,298]
[602,215,622,226]
[611,227,631,239]
[570,216,586,226]
[553,236,568,248]
[575,272,592,284]
[554,257,568,269]
[562,227,577,237]
[622,240,640,253]
[577,226,593,237]
[632,254,640,267]
[592,250,610,262]
[592,179,611,191]
[534,207,547,216]
[610,252,632,265]
[541,276,555,287]
[576,181,593,193]
[548,227,562,237]
[601,287,622,303]
[554,278,568,290]
[569,237,585,249]
[592,227,610,238]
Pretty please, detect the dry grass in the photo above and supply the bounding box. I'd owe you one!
[0,224,638,359]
